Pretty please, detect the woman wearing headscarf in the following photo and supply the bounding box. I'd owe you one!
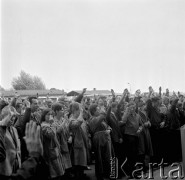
[40,108,65,180]
[52,103,73,179]
[69,102,88,180]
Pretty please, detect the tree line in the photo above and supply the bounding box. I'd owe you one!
[1,71,46,91]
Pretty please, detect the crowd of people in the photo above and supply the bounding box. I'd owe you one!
[0,87,185,180]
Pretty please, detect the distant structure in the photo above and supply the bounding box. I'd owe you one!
[67,89,118,97]
[0,89,66,101]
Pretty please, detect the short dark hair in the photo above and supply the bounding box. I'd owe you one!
[151,97,160,102]
[28,96,37,104]
[71,102,80,114]
[40,108,52,123]
[52,103,63,113]
[15,102,22,109]
[89,103,98,116]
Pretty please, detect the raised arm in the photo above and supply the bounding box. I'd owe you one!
[75,88,87,103]
[91,113,106,133]
[148,86,153,99]
[118,89,128,106]
[120,107,130,125]
[15,103,31,138]
[69,107,84,129]
[9,121,49,180]
[111,89,116,102]
[159,86,162,98]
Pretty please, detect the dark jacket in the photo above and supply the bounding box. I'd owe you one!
[106,112,122,143]
[146,100,162,129]
[14,108,32,162]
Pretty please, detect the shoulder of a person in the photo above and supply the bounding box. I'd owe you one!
[41,122,51,128]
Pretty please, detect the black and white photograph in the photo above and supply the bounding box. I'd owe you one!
[0,0,185,179]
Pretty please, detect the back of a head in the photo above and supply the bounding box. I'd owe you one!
[89,103,98,116]
[46,98,53,103]
[0,100,8,112]
[28,96,37,104]
[52,102,63,113]
[71,102,80,114]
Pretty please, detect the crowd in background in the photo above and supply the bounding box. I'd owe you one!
[0,86,185,180]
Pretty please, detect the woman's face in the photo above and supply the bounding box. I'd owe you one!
[98,99,104,107]
[45,111,54,123]
[56,108,64,118]
[0,107,16,127]
[128,104,136,114]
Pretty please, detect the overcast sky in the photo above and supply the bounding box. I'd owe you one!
[1,0,185,93]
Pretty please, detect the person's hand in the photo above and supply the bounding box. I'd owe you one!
[160,121,165,128]
[119,138,123,144]
[149,86,153,94]
[24,121,43,156]
[83,88,87,94]
[24,100,30,108]
[136,129,142,134]
[144,122,149,127]
[123,89,128,96]
[68,136,72,144]
[106,129,111,134]
[137,127,143,134]
[99,106,106,114]
[111,89,115,96]
[64,111,69,119]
